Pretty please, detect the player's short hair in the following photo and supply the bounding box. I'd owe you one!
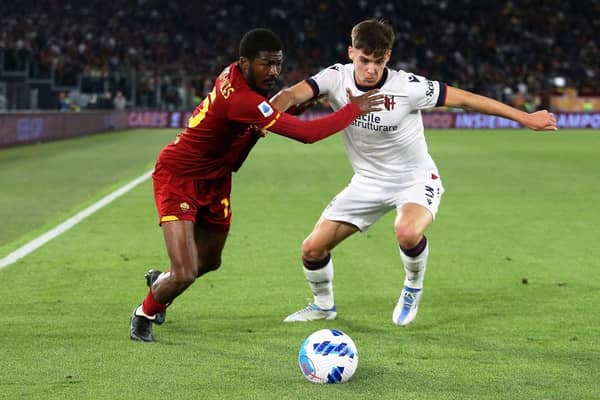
[351,19,395,57]
[239,28,283,59]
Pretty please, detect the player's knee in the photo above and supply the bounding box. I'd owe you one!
[197,258,222,277]
[168,255,196,282]
[302,238,328,261]
[169,268,197,289]
[395,223,422,249]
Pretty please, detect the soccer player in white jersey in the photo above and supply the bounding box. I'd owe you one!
[271,19,557,326]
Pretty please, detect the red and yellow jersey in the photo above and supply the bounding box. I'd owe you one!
[158,63,280,179]
[157,62,362,179]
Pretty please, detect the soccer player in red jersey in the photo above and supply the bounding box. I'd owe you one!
[129,28,384,342]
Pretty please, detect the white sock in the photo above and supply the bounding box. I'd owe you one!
[135,305,156,320]
[399,242,429,289]
[303,257,335,309]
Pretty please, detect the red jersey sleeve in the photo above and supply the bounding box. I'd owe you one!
[267,103,361,143]
[227,89,361,144]
[228,91,282,128]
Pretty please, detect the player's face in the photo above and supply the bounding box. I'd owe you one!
[243,51,283,96]
[348,47,390,87]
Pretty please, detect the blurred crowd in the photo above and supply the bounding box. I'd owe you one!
[1,0,598,110]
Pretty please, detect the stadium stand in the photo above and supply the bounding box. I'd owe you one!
[1,0,599,111]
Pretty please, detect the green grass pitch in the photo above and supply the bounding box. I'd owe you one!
[0,128,598,399]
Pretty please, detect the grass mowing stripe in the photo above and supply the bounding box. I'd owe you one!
[0,128,178,252]
[0,169,152,270]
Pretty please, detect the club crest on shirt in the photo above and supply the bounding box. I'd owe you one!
[384,95,396,111]
[257,101,274,117]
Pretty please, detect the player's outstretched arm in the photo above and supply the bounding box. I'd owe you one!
[268,89,384,143]
[270,81,314,113]
[444,86,557,131]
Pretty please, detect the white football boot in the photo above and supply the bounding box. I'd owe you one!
[392,286,423,326]
[284,303,337,322]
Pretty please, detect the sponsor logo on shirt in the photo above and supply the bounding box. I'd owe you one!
[258,101,274,117]
[351,113,399,134]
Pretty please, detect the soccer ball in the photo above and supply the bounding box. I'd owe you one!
[298,329,358,384]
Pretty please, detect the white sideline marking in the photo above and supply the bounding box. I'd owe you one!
[0,170,153,270]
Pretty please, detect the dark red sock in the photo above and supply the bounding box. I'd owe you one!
[400,236,428,257]
[302,253,331,270]
[141,289,169,316]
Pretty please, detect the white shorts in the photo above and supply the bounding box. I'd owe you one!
[322,171,444,232]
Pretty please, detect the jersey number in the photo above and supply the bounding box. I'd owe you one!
[188,88,216,128]
[221,198,230,219]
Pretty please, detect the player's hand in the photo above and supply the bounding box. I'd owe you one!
[524,110,557,131]
[248,124,268,137]
[346,88,384,114]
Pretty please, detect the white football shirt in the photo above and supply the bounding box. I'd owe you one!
[307,64,447,181]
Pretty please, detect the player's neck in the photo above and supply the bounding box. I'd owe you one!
[354,68,388,92]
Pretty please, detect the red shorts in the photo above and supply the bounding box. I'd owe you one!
[152,162,232,232]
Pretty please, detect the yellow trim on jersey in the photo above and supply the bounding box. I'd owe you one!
[161,215,179,222]
[188,88,216,128]
[261,112,281,130]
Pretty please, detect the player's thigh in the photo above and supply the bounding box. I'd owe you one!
[191,176,232,271]
[194,224,229,271]
[152,164,199,225]
[393,171,444,239]
[322,177,391,232]
[396,171,444,219]
[194,176,232,232]
[304,217,359,254]
[161,219,199,273]
[394,203,433,239]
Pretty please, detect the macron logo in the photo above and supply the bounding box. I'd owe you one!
[258,101,274,117]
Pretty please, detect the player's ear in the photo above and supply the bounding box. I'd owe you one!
[348,46,354,61]
[239,57,249,73]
